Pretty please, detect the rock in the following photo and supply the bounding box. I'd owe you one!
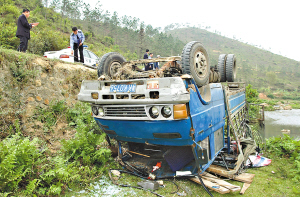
[36,96,42,101]
[41,73,47,78]
[44,99,50,105]
[284,105,292,110]
[27,97,35,102]
[35,80,42,87]
[258,93,269,100]
[281,129,290,134]
[260,103,269,107]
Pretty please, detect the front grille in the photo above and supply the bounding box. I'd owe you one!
[105,106,147,117]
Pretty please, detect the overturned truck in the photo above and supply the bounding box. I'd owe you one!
[78,41,263,180]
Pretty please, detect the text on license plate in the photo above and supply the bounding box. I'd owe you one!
[110,84,136,92]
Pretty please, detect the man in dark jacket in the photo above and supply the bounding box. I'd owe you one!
[143,49,149,70]
[16,9,36,52]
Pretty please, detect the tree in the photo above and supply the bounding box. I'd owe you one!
[266,71,277,86]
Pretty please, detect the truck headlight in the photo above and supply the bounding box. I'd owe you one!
[149,106,159,118]
[92,106,98,115]
[98,107,104,117]
[162,106,172,118]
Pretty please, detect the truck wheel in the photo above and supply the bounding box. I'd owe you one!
[217,54,227,82]
[97,52,126,77]
[225,54,236,82]
[181,41,210,86]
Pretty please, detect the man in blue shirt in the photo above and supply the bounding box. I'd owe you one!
[153,55,160,70]
[70,27,85,63]
[145,53,154,71]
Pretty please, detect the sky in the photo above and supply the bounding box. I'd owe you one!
[86,0,300,61]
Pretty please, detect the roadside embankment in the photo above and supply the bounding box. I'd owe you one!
[0,48,97,151]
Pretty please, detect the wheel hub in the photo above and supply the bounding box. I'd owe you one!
[110,61,122,75]
[194,52,208,78]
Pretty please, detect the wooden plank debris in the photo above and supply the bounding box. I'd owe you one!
[240,183,251,194]
[200,172,241,192]
[190,176,231,194]
[207,165,255,183]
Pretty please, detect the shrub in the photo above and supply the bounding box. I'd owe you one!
[62,102,111,166]
[0,102,113,195]
[246,84,258,102]
[266,135,300,181]
[0,135,45,193]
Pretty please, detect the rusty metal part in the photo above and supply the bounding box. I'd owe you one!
[128,150,150,158]
[108,56,182,80]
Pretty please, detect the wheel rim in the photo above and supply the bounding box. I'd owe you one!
[193,51,208,78]
[110,61,122,75]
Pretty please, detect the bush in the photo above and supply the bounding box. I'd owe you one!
[246,84,258,102]
[62,102,111,166]
[0,135,44,193]
[0,102,113,196]
[266,135,300,181]
[28,29,69,55]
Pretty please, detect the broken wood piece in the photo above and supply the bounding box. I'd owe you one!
[207,165,255,183]
[189,177,231,194]
[200,172,241,192]
[240,183,251,194]
[128,150,150,158]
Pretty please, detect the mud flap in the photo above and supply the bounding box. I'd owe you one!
[193,147,209,165]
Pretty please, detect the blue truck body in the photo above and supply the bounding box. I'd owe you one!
[78,75,246,176]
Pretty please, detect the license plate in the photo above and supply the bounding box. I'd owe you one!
[110,84,136,93]
[147,80,159,89]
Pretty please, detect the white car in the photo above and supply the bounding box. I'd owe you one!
[43,46,99,68]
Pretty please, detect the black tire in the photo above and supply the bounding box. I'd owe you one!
[225,54,236,82]
[181,41,210,86]
[217,54,227,82]
[97,52,126,78]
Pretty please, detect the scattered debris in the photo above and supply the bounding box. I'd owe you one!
[246,154,272,167]
[207,165,255,184]
[190,176,232,194]
[111,170,121,177]
[240,183,251,195]
[137,180,159,190]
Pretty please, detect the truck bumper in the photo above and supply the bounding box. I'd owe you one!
[95,117,193,146]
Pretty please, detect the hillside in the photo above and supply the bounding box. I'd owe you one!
[0,48,97,150]
[167,27,300,95]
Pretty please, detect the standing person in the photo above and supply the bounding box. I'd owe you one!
[16,9,37,52]
[145,53,154,71]
[70,27,85,63]
[144,49,149,59]
[153,55,160,70]
[143,49,149,70]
